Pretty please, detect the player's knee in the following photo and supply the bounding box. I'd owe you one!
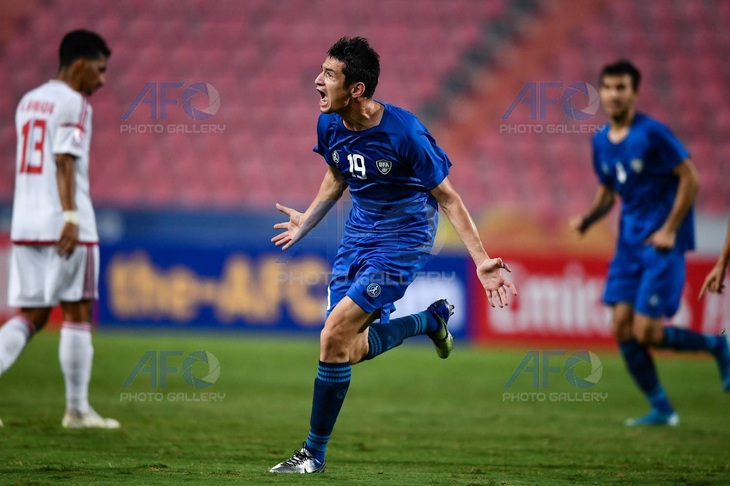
[60,300,92,323]
[20,309,51,331]
[319,326,342,348]
[611,318,633,342]
[632,325,654,346]
[631,314,665,346]
[319,326,349,360]
[612,326,631,342]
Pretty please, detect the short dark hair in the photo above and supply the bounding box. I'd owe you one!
[600,60,641,92]
[327,37,380,98]
[59,30,111,68]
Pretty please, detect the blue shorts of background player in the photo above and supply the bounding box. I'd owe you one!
[604,242,685,318]
[604,240,730,428]
[326,242,432,323]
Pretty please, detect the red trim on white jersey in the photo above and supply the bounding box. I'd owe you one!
[60,122,86,133]
[78,96,88,127]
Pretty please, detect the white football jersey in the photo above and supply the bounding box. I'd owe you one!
[11,80,97,243]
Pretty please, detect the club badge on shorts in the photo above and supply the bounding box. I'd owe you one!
[366,283,381,298]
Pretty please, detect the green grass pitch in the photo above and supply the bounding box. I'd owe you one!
[0,330,728,484]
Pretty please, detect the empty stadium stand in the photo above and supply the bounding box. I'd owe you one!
[0,0,727,219]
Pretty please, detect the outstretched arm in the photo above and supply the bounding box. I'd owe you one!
[431,177,517,308]
[699,220,730,298]
[570,184,616,236]
[272,165,347,250]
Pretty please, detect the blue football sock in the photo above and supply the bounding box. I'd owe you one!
[424,308,442,334]
[619,340,674,414]
[304,361,351,463]
[363,312,429,361]
[662,326,720,352]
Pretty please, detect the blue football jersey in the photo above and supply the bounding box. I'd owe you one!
[314,102,452,248]
[592,112,694,251]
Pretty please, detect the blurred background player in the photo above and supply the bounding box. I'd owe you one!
[699,219,730,298]
[571,60,730,427]
[0,30,118,429]
[269,37,516,473]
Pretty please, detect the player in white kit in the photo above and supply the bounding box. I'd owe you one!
[0,30,118,428]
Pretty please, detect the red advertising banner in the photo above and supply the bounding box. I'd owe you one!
[470,254,730,346]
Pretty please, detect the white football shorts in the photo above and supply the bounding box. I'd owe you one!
[7,244,99,308]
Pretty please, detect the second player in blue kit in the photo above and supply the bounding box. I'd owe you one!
[572,60,730,427]
[594,111,694,320]
[269,37,517,473]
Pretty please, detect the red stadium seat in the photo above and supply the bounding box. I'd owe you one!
[0,0,726,217]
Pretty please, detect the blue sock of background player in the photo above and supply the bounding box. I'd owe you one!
[662,325,730,390]
[304,310,443,463]
[661,326,723,353]
[620,326,729,415]
[619,340,674,414]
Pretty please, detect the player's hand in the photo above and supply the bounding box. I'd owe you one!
[699,262,727,299]
[646,227,676,251]
[476,257,517,308]
[569,215,587,236]
[57,222,79,259]
[271,203,305,250]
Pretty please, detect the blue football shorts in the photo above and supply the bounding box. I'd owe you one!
[326,242,432,324]
[603,241,686,318]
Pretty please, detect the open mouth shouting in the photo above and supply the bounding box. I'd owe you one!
[316,86,328,109]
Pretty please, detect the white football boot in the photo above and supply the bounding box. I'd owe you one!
[62,407,120,429]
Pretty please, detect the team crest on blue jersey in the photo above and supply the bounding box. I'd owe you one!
[331,150,340,164]
[630,158,644,173]
[366,283,381,298]
[376,159,393,175]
